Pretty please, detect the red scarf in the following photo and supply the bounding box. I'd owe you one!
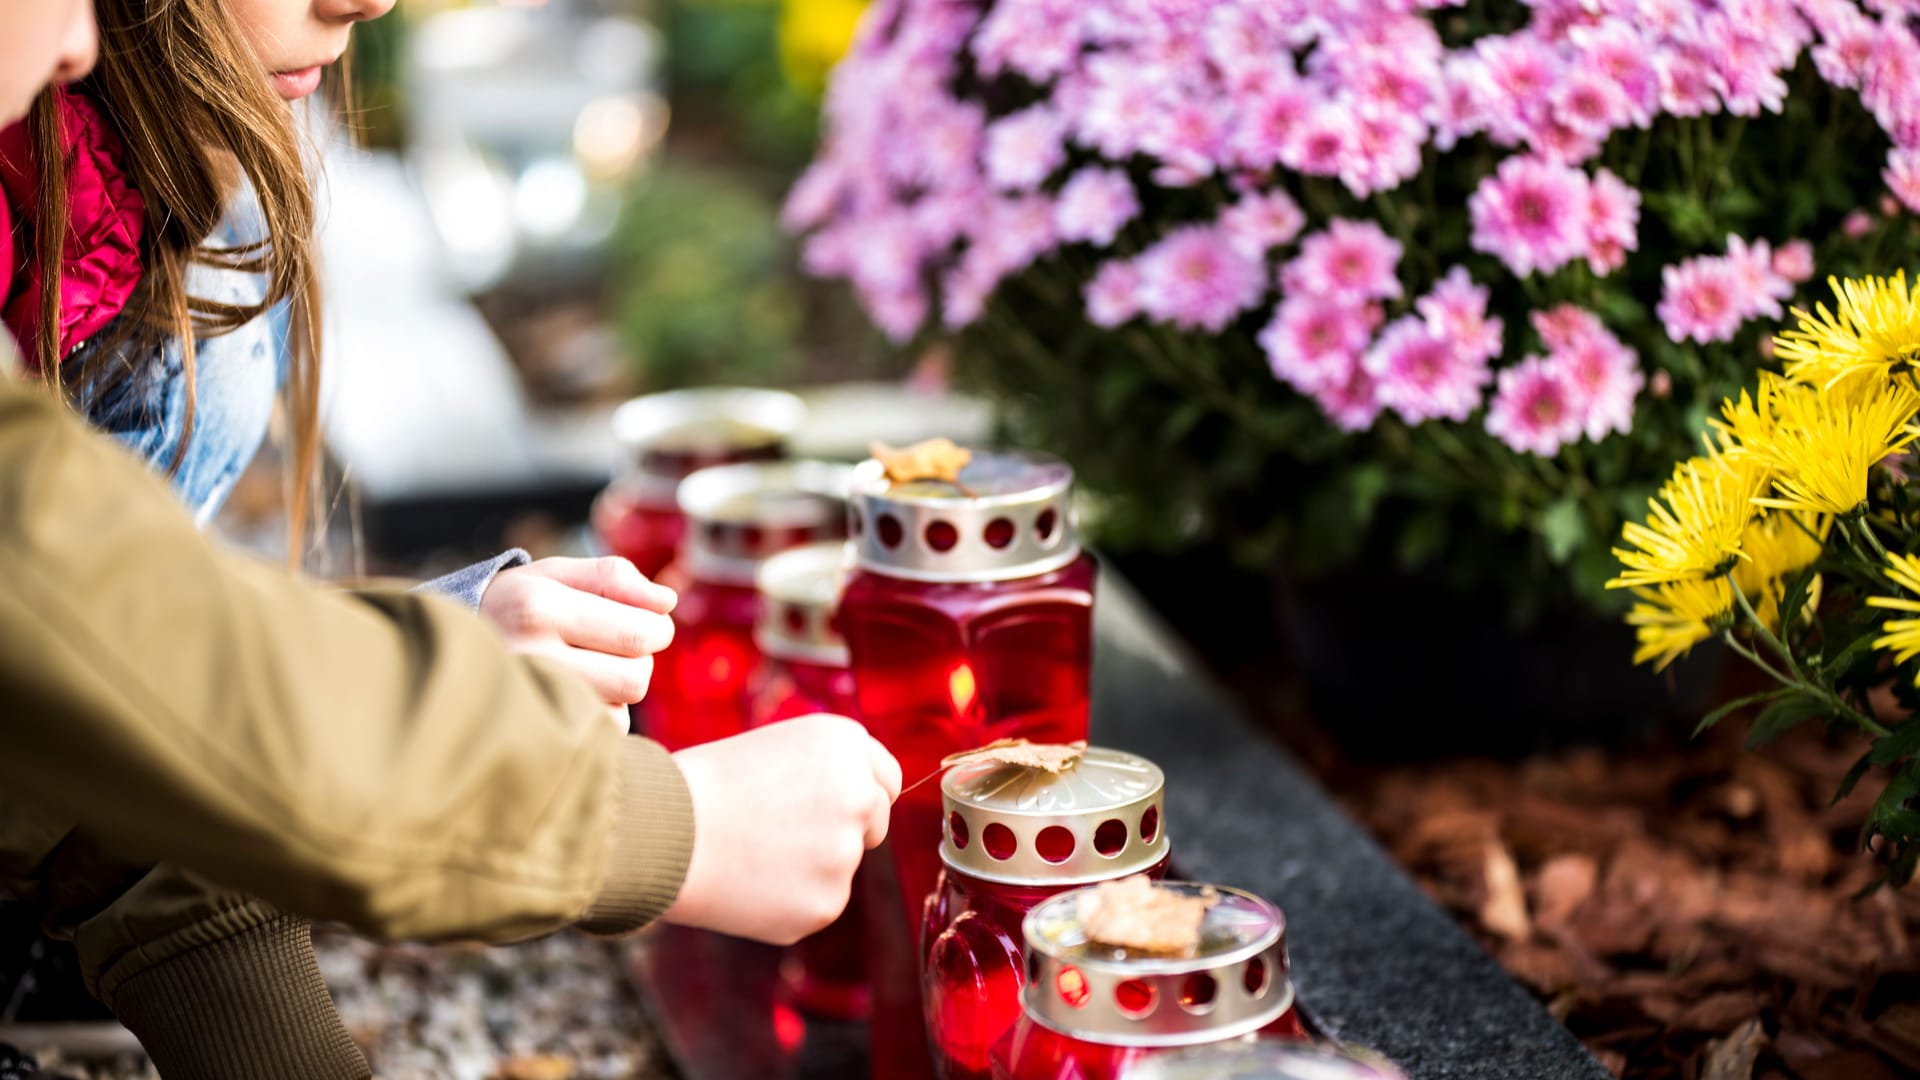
[0,88,145,367]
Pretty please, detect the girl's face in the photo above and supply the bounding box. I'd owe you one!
[0,0,97,124]
[227,0,395,101]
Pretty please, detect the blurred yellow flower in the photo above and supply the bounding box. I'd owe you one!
[1869,552,1920,680]
[779,0,868,96]
[1747,379,1920,516]
[1609,451,1767,589]
[1733,512,1827,633]
[1774,272,1920,391]
[1628,576,1735,670]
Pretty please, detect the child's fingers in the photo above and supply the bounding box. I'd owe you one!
[868,736,903,804]
[555,589,676,658]
[527,644,657,705]
[529,556,678,613]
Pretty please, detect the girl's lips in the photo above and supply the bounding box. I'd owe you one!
[271,66,323,99]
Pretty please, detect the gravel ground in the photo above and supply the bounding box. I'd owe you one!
[19,931,674,1080]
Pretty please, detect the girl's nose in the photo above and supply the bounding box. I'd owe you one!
[317,0,396,25]
[53,0,99,84]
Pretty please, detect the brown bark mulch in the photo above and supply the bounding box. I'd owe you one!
[1337,720,1920,1080]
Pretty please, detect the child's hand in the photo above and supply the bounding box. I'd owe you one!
[479,557,677,707]
[664,714,902,945]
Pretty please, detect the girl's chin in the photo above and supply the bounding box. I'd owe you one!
[270,66,322,100]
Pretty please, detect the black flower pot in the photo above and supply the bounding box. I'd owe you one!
[1274,568,1723,760]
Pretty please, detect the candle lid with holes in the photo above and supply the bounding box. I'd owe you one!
[849,450,1078,583]
[1021,883,1292,1048]
[754,541,852,666]
[1118,1043,1405,1080]
[612,387,805,496]
[676,462,853,586]
[940,746,1166,887]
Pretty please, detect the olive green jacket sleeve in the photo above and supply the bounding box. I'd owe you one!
[0,361,692,945]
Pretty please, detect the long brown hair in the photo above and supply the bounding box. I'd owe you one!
[26,0,328,562]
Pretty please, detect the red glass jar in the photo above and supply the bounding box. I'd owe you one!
[639,461,850,751]
[591,388,804,578]
[1116,1043,1407,1080]
[923,747,1170,1080]
[747,542,869,1021]
[992,883,1307,1080]
[840,451,1095,924]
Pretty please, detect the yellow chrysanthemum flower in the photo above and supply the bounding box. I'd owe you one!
[1731,511,1827,631]
[1628,576,1735,670]
[1609,452,1768,589]
[1774,272,1920,390]
[1746,379,1920,516]
[1707,374,1782,458]
[1868,552,1920,676]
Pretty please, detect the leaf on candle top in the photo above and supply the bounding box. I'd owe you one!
[940,738,1089,773]
[1077,875,1219,957]
[872,438,973,488]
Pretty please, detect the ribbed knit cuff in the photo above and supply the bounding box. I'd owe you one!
[579,737,694,936]
[106,915,369,1079]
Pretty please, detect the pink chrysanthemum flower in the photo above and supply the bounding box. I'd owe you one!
[1220,189,1306,257]
[1584,167,1640,275]
[1724,234,1792,319]
[1486,356,1583,456]
[1811,6,1877,89]
[1659,46,1725,117]
[1282,219,1404,303]
[1569,20,1661,127]
[1552,66,1635,139]
[984,105,1068,191]
[971,0,1084,82]
[1364,315,1493,424]
[1886,147,1920,213]
[942,250,1003,330]
[1135,224,1267,333]
[1230,79,1316,169]
[1430,54,1492,151]
[1552,325,1644,440]
[1279,102,1355,179]
[1055,167,1140,246]
[1656,257,1746,344]
[1475,34,1560,144]
[1468,155,1592,277]
[1707,19,1790,117]
[1259,296,1379,394]
[1772,238,1815,283]
[1416,266,1504,365]
[1084,259,1141,328]
[1531,303,1606,353]
[897,98,987,188]
[1311,355,1386,433]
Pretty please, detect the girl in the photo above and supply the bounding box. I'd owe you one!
[2,0,671,706]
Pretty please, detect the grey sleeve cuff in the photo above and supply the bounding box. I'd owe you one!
[411,548,532,612]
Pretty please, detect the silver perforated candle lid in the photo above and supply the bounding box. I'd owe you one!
[1021,882,1293,1048]
[611,388,805,496]
[754,542,851,667]
[940,746,1166,887]
[676,462,852,586]
[1119,1044,1406,1080]
[849,449,1078,583]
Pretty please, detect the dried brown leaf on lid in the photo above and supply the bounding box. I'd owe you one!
[940,738,1088,773]
[871,438,974,492]
[1702,1018,1767,1080]
[1480,840,1532,942]
[1077,875,1219,957]
[496,1054,577,1080]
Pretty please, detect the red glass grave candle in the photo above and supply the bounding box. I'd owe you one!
[591,388,804,578]
[748,542,870,1021]
[922,748,1170,1080]
[992,883,1307,1080]
[839,450,1096,930]
[640,461,850,751]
